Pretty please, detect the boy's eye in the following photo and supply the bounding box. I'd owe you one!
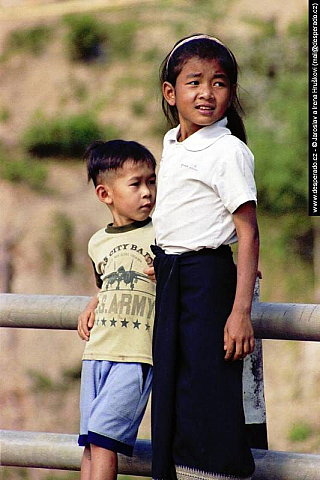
[187,80,199,85]
[130,182,139,187]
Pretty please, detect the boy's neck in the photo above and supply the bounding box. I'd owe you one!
[106,217,151,233]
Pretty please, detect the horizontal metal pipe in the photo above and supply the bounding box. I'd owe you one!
[252,302,320,341]
[0,430,150,474]
[1,430,320,480]
[0,294,89,330]
[1,294,320,341]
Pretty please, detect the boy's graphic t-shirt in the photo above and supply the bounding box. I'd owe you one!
[82,218,155,366]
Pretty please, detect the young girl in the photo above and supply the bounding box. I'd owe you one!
[150,34,258,480]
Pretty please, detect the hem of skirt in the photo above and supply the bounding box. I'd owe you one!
[175,465,252,480]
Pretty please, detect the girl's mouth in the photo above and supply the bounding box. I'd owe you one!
[196,105,214,111]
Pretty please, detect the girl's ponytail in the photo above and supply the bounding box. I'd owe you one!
[226,104,247,144]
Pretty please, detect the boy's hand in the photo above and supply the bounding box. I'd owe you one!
[77,296,98,341]
[223,309,255,361]
[143,266,156,283]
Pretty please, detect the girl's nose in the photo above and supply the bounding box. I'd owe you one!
[199,84,214,99]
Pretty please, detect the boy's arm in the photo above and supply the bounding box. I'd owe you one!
[224,201,259,361]
[78,293,99,341]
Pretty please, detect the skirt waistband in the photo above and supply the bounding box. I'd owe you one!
[151,244,231,258]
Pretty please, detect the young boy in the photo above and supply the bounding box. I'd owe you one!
[77,139,157,480]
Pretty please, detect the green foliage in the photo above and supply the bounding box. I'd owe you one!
[246,47,307,215]
[28,369,56,393]
[0,106,10,123]
[62,364,82,382]
[22,113,108,158]
[43,473,79,480]
[0,158,48,192]
[64,14,108,62]
[28,364,81,394]
[68,76,89,102]
[241,15,311,267]
[289,422,313,442]
[131,100,146,117]
[63,14,138,63]
[52,211,75,273]
[4,25,52,57]
[107,20,138,60]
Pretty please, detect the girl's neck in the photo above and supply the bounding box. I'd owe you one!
[178,124,204,142]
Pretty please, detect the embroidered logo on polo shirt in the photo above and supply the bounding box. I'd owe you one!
[181,163,198,171]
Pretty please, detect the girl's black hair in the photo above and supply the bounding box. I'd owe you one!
[85,139,156,186]
[160,34,247,144]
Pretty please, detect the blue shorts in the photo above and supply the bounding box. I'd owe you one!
[78,360,152,456]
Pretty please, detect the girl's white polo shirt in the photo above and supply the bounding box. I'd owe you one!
[152,117,257,254]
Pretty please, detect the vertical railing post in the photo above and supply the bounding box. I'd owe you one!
[243,277,268,448]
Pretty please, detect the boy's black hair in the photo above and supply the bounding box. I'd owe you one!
[160,34,247,144]
[85,139,156,186]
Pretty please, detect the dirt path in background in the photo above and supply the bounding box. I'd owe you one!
[0,0,150,20]
[0,0,308,24]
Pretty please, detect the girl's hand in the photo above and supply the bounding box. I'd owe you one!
[226,201,258,361]
[143,266,156,283]
[77,296,98,341]
[223,309,255,361]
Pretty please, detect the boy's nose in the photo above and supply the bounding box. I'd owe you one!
[142,185,152,197]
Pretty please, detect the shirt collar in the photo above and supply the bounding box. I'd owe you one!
[106,217,151,234]
[165,117,230,152]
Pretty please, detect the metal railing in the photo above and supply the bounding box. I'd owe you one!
[1,293,320,479]
[1,429,320,480]
[1,293,320,341]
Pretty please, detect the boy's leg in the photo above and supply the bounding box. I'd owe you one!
[81,445,92,480]
[80,444,117,480]
[90,445,117,480]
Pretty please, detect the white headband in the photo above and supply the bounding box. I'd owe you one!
[165,34,234,74]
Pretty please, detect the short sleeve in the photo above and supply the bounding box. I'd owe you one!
[92,260,103,288]
[212,141,257,213]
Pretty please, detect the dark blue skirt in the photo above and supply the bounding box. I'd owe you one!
[151,246,255,480]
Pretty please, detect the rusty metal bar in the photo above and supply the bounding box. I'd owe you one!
[1,430,320,480]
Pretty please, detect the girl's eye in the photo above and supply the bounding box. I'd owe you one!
[213,81,226,87]
[187,80,199,85]
[130,182,139,187]
[149,179,156,185]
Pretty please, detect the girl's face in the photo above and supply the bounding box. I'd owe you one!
[163,57,235,141]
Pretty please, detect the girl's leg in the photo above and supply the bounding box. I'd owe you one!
[80,445,91,480]
[90,444,117,480]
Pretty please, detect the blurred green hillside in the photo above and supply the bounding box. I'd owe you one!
[0,0,312,302]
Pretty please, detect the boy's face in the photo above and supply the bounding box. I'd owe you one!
[97,160,156,227]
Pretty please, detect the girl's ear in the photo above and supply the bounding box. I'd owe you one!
[95,184,113,205]
[163,81,176,106]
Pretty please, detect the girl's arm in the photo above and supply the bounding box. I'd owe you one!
[224,201,259,361]
[77,293,99,341]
